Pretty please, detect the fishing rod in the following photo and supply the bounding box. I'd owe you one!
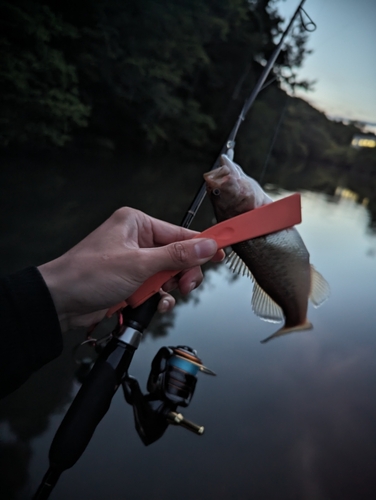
[33,2,312,497]
[181,0,312,228]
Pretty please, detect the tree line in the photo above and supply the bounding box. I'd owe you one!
[1,0,375,179]
[0,0,309,148]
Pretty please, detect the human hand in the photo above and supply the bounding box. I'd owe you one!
[38,207,224,332]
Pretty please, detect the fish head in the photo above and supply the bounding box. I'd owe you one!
[203,155,267,220]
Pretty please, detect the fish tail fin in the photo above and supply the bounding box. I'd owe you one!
[260,322,313,344]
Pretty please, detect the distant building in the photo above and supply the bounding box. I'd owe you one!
[351,134,376,148]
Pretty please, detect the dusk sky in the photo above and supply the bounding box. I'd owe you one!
[276,0,376,133]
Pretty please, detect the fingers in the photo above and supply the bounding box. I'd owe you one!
[142,237,225,299]
[157,290,175,313]
[147,216,199,246]
[144,238,219,276]
[163,265,205,294]
[65,309,108,331]
[148,216,225,262]
[212,248,226,262]
[134,212,226,266]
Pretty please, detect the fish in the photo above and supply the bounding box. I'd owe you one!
[203,154,329,343]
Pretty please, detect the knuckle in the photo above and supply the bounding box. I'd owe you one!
[170,242,190,265]
[112,206,134,222]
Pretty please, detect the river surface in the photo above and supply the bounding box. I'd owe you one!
[1,154,376,499]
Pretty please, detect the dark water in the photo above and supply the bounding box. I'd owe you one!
[1,154,376,499]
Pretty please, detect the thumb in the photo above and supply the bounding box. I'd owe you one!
[145,238,218,275]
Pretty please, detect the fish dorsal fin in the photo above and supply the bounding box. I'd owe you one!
[309,265,330,307]
[226,251,284,323]
[251,280,284,323]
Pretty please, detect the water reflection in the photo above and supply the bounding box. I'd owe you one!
[1,154,376,499]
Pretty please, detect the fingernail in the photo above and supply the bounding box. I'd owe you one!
[161,299,170,311]
[188,282,197,293]
[194,239,218,259]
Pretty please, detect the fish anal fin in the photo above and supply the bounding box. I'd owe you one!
[260,322,313,344]
[227,251,284,323]
[309,266,330,307]
[226,251,284,323]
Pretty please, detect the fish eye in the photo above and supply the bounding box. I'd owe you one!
[212,188,221,196]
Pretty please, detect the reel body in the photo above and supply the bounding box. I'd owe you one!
[123,345,215,445]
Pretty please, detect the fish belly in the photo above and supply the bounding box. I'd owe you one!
[232,227,311,327]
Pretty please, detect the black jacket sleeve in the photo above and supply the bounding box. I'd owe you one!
[0,266,63,399]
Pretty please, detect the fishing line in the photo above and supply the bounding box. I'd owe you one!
[258,93,290,185]
[181,0,316,228]
[254,6,318,185]
[260,75,278,92]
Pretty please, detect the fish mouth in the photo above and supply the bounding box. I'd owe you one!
[203,164,233,193]
[203,154,242,190]
[203,164,231,181]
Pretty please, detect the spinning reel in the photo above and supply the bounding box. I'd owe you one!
[123,345,216,445]
[73,310,216,446]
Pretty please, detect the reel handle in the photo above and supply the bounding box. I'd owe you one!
[167,411,204,435]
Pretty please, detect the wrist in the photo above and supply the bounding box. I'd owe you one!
[38,257,76,333]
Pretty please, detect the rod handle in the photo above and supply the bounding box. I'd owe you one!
[48,358,118,471]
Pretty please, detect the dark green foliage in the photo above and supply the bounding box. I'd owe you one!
[0,0,310,149]
[0,0,90,146]
[70,0,290,148]
[274,97,338,162]
[272,97,376,174]
[1,0,374,186]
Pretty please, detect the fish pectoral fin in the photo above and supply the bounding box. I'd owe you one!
[251,279,285,323]
[260,322,313,344]
[309,265,330,307]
